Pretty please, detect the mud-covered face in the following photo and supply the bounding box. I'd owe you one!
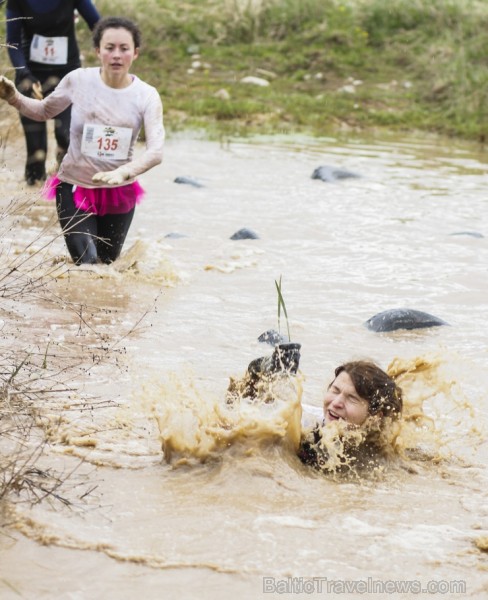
[323,371,370,426]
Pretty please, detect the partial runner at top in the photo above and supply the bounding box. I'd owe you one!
[6,0,101,185]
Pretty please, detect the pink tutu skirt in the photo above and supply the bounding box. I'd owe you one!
[43,175,145,216]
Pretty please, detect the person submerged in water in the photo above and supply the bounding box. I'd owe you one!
[298,360,404,474]
[229,344,403,474]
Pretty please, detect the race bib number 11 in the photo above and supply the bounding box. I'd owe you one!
[81,124,132,160]
[30,35,68,65]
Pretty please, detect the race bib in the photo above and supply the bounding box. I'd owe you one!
[30,35,68,65]
[81,124,133,160]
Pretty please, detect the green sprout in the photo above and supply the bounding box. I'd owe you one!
[275,275,291,341]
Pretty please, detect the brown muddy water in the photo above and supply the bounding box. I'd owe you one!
[0,128,487,599]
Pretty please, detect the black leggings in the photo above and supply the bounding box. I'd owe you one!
[56,182,135,265]
[21,108,70,182]
[19,70,73,183]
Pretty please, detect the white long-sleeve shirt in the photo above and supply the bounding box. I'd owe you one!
[10,67,164,187]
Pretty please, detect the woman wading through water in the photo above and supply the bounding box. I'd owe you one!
[0,16,164,265]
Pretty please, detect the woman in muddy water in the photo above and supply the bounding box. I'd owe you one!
[298,360,404,476]
[229,346,404,476]
[0,16,164,265]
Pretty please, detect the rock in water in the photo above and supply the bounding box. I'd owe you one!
[230,228,259,240]
[365,308,449,332]
[449,231,484,238]
[258,330,289,345]
[164,232,187,239]
[311,165,360,182]
[174,176,204,188]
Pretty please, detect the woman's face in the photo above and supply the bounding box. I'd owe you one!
[323,370,370,426]
[96,27,138,77]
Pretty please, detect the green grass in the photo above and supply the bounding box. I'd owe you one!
[5,0,488,140]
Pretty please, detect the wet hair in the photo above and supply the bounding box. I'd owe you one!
[298,361,403,475]
[92,17,142,49]
[332,361,403,420]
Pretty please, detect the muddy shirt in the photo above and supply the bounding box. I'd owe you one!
[10,67,165,187]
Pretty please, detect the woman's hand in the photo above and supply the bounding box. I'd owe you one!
[0,76,17,102]
[92,167,130,186]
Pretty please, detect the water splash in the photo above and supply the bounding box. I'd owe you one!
[149,370,303,465]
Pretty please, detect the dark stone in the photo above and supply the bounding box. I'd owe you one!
[230,228,259,240]
[164,232,187,239]
[247,343,301,378]
[229,343,301,402]
[365,308,449,333]
[311,165,360,182]
[449,231,484,239]
[174,176,204,188]
[258,330,289,346]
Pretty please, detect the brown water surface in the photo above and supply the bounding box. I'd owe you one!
[0,131,487,599]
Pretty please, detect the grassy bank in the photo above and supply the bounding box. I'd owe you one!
[75,0,488,141]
